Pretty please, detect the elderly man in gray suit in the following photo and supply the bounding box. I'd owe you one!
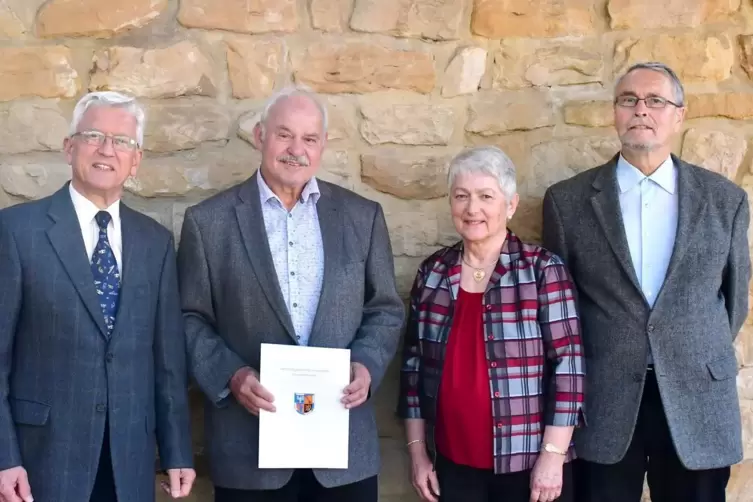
[0,91,196,502]
[542,62,750,502]
[177,86,405,502]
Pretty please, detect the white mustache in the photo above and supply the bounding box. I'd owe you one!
[278,155,310,166]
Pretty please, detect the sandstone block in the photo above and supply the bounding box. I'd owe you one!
[350,0,465,41]
[740,368,753,401]
[614,34,734,83]
[144,102,231,152]
[227,39,284,99]
[294,42,435,94]
[0,46,79,101]
[0,102,69,155]
[608,0,740,30]
[441,47,487,97]
[493,38,604,89]
[687,93,753,120]
[317,150,354,189]
[361,149,455,200]
[237,110,261,146]
[681,129,746,181]
[311,0,353,32]
[471,0,599,38]
[89,41,216,98]
[564,100,614,127]
[743,401,753,459]
[466,90,556,136]
[384,206,440,258]
[0,160,71,199]
[0,188,11,209]
[0,0,35,37]
[36,0,167,38]
[727,462,753,498]
[178,0,298,33]
[739,35,753,81]
[360,100,455,146]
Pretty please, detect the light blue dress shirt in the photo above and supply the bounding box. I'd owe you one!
[257,173,324,346]
[616,154,678,310]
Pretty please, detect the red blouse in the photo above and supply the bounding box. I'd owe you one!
[435,287,494,469]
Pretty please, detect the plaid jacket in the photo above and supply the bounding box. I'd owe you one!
[397,231,585,474]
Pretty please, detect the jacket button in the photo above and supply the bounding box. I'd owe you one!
[96,404,106,413]
[106,353,113,362]
[632,373,643,382]
[647,324,655,332]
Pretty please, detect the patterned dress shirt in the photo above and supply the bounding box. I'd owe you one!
[257,173,324,346]
[398,230,585,474]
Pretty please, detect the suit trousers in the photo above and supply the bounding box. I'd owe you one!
[213,470,378,502]
[435,453,574,502]
[89,419,117,502]
[576,370,730,502]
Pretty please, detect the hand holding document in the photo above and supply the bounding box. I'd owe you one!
[258,343,351,469]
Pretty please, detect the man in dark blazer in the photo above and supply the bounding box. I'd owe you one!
[543,62,750,502]
[177,87,405,502]
[0,91,195,502]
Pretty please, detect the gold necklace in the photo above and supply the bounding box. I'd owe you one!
[462,255,492,283]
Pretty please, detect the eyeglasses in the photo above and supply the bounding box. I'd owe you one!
[614,95,683,109]
[71,130,139,151]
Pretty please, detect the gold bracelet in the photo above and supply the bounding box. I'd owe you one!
[406,439,425,447]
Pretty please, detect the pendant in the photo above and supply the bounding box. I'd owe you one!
[472,269,485,282]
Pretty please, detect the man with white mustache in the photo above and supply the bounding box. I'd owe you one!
[0,91,196,502]
[543,62,750,502]
[176,86,404,502]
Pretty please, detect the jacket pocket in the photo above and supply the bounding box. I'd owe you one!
[10,398,51,426]
[706,355,738,381]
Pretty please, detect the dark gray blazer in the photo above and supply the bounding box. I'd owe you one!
[542,154,750,470]
[177,172,405,490]
[0,184,193,501]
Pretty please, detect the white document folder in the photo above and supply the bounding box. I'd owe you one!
[258,343,351,469]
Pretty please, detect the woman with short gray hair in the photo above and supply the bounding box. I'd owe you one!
[398,146,585,502]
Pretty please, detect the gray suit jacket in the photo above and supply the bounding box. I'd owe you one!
[177,172,405,490]
[0,184,193,502]
[542,154,750,470]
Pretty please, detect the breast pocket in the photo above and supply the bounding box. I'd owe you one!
[10,398,51,426]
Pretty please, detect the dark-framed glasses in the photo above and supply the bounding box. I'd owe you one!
[72,130,139,151]
[614,95,683,109]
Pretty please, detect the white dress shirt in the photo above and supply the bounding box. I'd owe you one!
[257,173,324,346]
[68,183,123,271]
[616,154,678,308]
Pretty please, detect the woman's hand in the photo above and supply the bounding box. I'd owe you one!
[409,447,440,502]
[529,452,565,502]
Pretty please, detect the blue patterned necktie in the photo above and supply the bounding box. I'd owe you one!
[91,211,120,334]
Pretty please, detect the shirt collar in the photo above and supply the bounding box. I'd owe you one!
[616,154,676,195]
[256,171,321,207]
[68,182,120,226]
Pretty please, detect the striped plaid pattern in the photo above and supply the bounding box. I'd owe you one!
[398,231,585,474]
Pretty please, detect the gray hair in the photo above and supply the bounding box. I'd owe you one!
[447,146,517,200]
[615,62,685,106]
[69,91,146,146]
[259,86,328,138]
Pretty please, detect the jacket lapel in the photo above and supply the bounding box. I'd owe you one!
[235,173,297,343]
[589,159,644,297]
[110,204,147,339]
[46,185,109,338]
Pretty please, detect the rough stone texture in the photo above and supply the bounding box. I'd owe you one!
[0,46,79,101]
[36,0,167,38]
[0,0,36,37]
[608,0,741,30]
[144,102,231,153]
[493,38,604,89]
[0,102,69,154]
[294,42,436,94]
[467,90,556,135]
[441,47,487,97]
[350,0,465,41]
[471,0,600,38]
[738,35,753,81]
[227,39,285,99]
[681,129,747,181]
[311,0,353,32]
[89,42,216,98]
[744,401,753,460]
[614,34,734,83]
[686,93,753,120]
[178,0,298,33]
[741,368,753,401]
[237,111,260,146]
[360,100,455,146]
[564,100,614,127]
[0,160,71,199]
[361,149,454,200]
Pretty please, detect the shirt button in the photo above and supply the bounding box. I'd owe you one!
[491,362,497,368]
[487,335,493,341]
[293,303,298,308]
[290,272,295,276]
[494,391,500,397]
[497,422,503,428]
[289,241,294,247]
[96,404,106,413]
[486,305,492,311]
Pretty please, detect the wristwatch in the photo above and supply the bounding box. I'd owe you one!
[541,443,567,456]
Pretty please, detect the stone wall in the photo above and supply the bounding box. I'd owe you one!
[2,0,753,500]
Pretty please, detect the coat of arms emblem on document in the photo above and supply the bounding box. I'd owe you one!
[294,393,315,415]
